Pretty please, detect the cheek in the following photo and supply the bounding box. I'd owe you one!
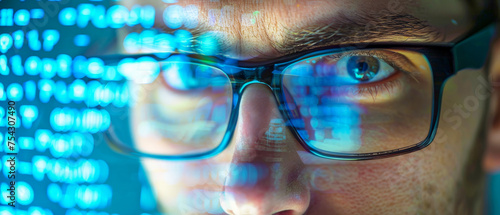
[141,158,231,214]
[306,155,426,207]
[436,68,488,166]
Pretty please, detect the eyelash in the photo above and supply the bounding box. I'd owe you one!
[319,51,411,100]
[324,50,419,80]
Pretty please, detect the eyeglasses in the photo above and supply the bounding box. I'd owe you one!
[101,23,496,161]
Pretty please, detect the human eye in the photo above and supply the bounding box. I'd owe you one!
[284,49,426,103]
[159,56,227,94]
[334,53,396,84]
[129,56,233,153]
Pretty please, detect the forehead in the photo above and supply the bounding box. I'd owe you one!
[122,0,476,59]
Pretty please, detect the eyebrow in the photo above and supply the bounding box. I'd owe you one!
[271,14,443,56]
[130,13,443,58]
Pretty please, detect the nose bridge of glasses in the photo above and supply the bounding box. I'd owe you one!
[230,66,275,91]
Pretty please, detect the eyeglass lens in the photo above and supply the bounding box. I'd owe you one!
[113,49,433,156]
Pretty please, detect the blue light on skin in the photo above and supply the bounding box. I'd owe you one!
[124,32,140,53]
[59,7,77,26]
[41,58,57,79]
[117,58,136,80]
[153,33,176,53]
[30,8,44,19]
[14,9,30,26]
[25,56,41,76]
[27,30,41,51]
[175,29,192,52]
[127,5,141,27]
[13,30,24,49]
[20,105,38,129]
[42,30,59,52]
[0,33,13,53]
[131,57,160,84]
[24,80,36,101]
[54,81,70,104]
[19,137,34,150]
[139,30,156,52]
[74,34,90,47]
[184,5,199,29]
[7,83,23,101]
[141,5,155,28]
[57,54,72,78]
[10,55,23,76]
[0,55,8,75]
[48,183,62,203]
[32,155,48,181]
[77,4,93,28]
[107,5,128,28]
[208,9,218,26]
[197,32,220,56]
[0,9,14,26]
[86,57,104,78]
[163,5,184,29]
[90,5,107,28]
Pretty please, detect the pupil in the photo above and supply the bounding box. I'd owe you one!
[346,56,379,82]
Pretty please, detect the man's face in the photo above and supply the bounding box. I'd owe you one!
[124,0,494,214]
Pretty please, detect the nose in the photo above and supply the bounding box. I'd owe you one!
[219,84,310,215]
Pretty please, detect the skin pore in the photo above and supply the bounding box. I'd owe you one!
[119,0,500,214]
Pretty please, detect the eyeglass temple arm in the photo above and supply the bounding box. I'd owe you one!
[453,24,497,72]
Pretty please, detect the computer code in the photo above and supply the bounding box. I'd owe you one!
[0,1,160,214]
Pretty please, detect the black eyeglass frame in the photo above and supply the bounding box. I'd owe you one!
[102,23,496,161]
